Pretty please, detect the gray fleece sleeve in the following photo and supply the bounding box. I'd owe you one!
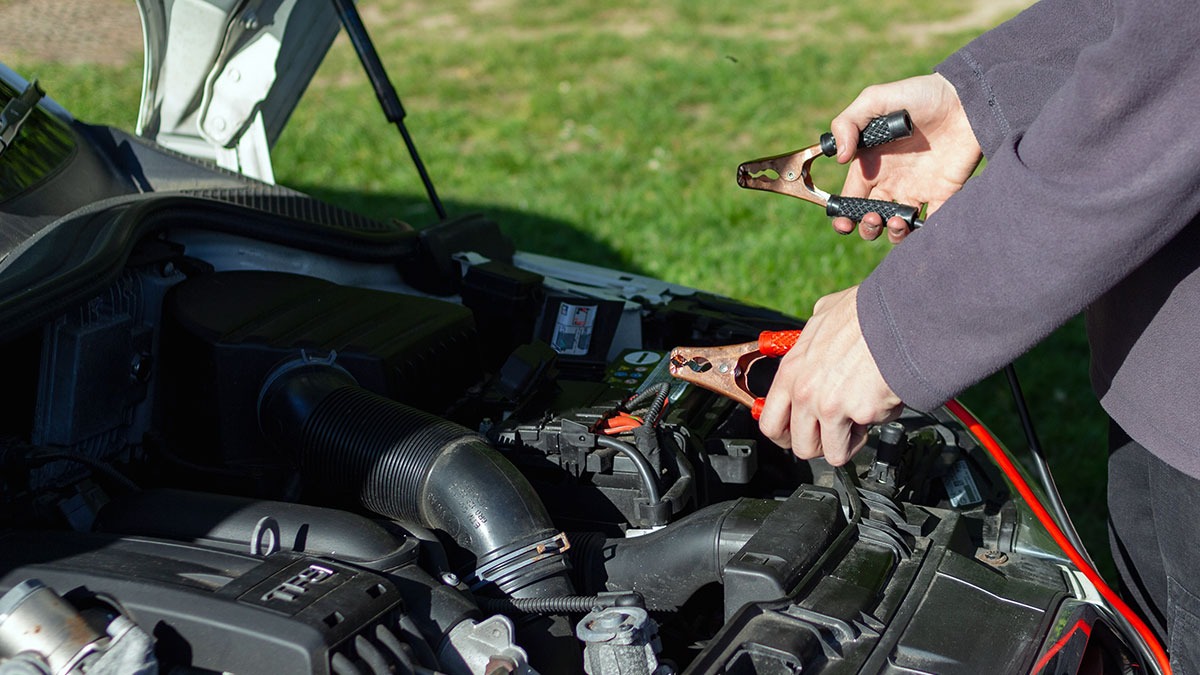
[858,0,1200,411]
[934,0,1114,157]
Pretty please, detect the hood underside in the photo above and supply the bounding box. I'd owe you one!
[134,0,341,182]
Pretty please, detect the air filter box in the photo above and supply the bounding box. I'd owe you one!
[161,271,479,466]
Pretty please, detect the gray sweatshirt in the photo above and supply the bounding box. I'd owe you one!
[857,0,1200,476]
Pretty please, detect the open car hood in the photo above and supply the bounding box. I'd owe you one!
[134,0,341,182]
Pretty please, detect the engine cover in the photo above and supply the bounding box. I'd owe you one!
[0,531,410,675]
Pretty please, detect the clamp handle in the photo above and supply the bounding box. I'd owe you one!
[819,111,923,231]
[758,330,802,357]
[751,330,802,419]
[826,195,923,230]
[819,110,913,157]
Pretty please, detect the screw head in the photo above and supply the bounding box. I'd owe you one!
[718,363,730,374]
[979,549,1009,566]
[441,572,460,586]
[130,352,153,383]
[484,656,516,675]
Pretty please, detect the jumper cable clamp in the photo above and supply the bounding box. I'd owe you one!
[668,330,802,420]
[736,110,925,229]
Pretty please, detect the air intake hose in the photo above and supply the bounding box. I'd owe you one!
[569,498,776,610]
[258,361,573,599]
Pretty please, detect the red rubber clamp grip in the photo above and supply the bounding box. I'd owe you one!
[751,398,766,420]
[758,330,802,357]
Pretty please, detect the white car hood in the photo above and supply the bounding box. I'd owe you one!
[134,0,342,182]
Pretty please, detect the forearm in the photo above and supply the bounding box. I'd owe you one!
[861,0,1200,410]
[935,0,1115,157]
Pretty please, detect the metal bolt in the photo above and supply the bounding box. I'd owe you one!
[228,68,241,82]
[979,549,1009,566]
[786,171,796,180]
[241,9,259,30]
[592,613,624,630]
[212,117,227,132]
[160,261,176,277]
[718,363,729,374]
[441,572,459,586]
[130,352,153,383]
[484,656,516,675]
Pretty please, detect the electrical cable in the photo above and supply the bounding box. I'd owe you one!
[155,442,261,479]
[477,594,642,615]
[595,436,662,504]
[945,399,1170,675]
[25,451,141,493]
[624,383,670,427]
[1002,363,1094,568]
[623,383,662,411]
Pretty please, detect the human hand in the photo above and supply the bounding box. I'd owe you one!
[757,286,903,465]
[829,74,982,243]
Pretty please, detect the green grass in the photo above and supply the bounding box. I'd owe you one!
[4,0,1113,577]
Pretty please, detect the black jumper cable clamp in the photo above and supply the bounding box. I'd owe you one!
[736,110,925,230]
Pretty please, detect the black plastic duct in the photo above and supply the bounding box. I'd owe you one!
[569,498,775,610]
[258,361,573,599]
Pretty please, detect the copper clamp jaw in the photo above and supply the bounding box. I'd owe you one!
[736,144,830,207]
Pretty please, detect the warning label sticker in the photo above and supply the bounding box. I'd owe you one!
[551,302,597,356]
[943,459,982,507]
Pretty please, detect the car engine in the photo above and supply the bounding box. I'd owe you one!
[0,109,1140,674]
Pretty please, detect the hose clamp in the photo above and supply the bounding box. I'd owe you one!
[468,533,571,591]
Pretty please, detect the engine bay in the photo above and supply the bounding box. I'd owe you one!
[0,199,1131,674]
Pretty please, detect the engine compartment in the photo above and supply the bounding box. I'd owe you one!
[0,203,1132,675]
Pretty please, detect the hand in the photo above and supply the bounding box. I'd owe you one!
[829,74,982,243]
[757,286,903,465]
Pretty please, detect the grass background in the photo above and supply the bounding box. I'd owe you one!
[1,0,1112,578]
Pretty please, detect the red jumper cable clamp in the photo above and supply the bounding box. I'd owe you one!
[668,330,802,420]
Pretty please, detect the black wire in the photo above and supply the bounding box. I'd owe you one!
[1003,363,1093,566]
[595,436,662,504]
[25,451,141,493]
[644,386,670,427]
[624,383,667,413]
[478,595,608,615]
[156,443,254,479]
[622,383,670,428]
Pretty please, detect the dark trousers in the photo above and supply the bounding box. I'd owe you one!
[1108,420,1200,672]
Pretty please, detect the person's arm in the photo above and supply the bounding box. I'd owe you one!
[934,0,1115,157]
[759,0,1200,461]
[859,0,1200,412]
[828,0,1116,242]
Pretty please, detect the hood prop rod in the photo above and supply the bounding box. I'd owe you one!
[331,0,448,221]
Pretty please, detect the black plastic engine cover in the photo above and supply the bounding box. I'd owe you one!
[160,270,480,466]
[0,531,409,675]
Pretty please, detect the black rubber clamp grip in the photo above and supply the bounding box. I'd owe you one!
[826,195,921,229]
[820,110,913,157]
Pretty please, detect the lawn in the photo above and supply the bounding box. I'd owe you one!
[1,0,1112,576]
